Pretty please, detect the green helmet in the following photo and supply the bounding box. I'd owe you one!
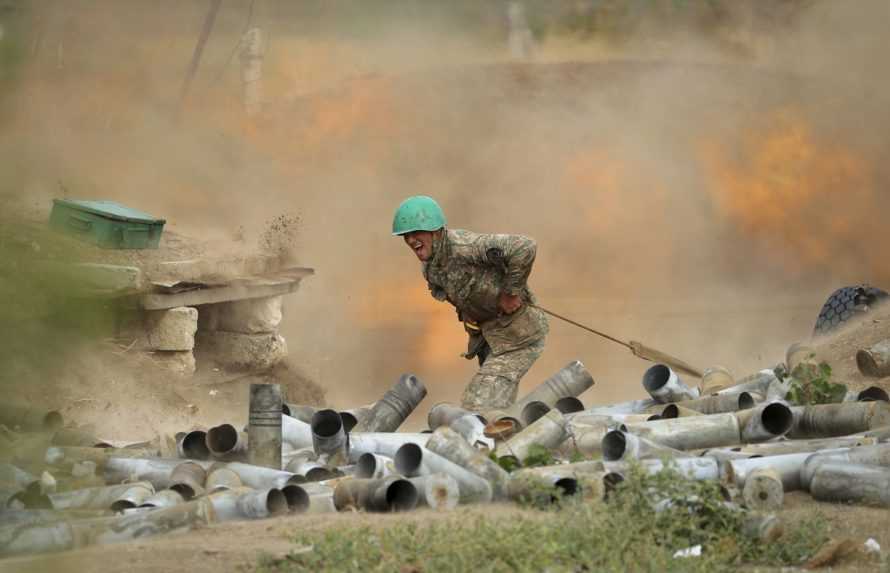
[391,196,447,236]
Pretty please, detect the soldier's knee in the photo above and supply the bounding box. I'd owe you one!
[461,375,519,411]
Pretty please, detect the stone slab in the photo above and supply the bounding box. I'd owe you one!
[214,296,283,334]
[196,331,288,371]
[145,306,198,351]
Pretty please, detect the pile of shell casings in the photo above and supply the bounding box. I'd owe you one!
[3,341,890,557]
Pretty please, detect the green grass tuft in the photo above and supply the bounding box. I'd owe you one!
[258,464,829,573]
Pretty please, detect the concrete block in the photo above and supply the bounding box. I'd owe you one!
[196,331,288,371]
[214,296,283,334]
[148,350,196,377]
[75,263,144,292]
[145,307,198,351]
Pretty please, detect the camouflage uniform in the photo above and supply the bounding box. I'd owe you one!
[422,229,548,411]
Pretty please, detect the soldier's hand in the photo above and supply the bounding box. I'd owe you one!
[498,292,522,315]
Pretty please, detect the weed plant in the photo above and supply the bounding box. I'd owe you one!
[258,464,828,573]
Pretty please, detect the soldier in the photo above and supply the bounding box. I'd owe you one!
[392,195,548,411]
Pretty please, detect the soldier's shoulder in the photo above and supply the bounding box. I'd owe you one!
[446,229,485,255]
[447,228,480,245]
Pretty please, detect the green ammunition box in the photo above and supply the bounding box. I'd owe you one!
[49,199,166,249]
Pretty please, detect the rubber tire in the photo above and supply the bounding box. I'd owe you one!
[813,285,889,336]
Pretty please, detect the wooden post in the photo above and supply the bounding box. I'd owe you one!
[178,0,223,113]
[240,27,264,117]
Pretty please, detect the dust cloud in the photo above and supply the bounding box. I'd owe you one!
[2,1,889,429]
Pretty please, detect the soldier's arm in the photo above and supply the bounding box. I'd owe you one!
[472,233,538,295]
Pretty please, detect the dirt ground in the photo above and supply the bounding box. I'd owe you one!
[3,303,890,573]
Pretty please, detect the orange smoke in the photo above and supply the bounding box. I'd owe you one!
[354,278,466,370]
[702,111,873,269]
[559,147,673,293]
[562,149,627,236]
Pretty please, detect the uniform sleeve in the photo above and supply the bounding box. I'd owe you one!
[471,233,538,296]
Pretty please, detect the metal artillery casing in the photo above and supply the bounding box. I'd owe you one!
[0,497,216,557]
[642,364,699,403]
[567,421,614,457]
[520,401,553,427]
[857,339,890,378]
[394,443,492,504]
[407,474,460,510]
[45,446,156,471]
[286,458,340,482]
[810,462,890,506]
[224,461,300,489]
[736,401,794,442]
[356,453,396,479]
[280,484,311,513]
[734,436,877,457]
[206,424,248,460]
[282,403,317,423]
[799,443,890,490]
[623,413,741,451]
[726,449,849,491]
[0,403,63,432]
[428,402,481,429]
[294,482,337,514]
[310,409,349,466]
[700,448,751,466]
[507,461,606,503]
[248,383,282,469]
[494,409,569,463]
[742,468,784,511]
[282,414,314,450]
[554,397,585,414]
[789,402,890,439]
[339,405,374,433]
[48,481,155,511]
[139,489,185,509]
[103,457,212,489]
[604,457,720,481]
[205,465,243,492]
[426,427,509,499]
[493,361,594,427]
[449,414,494,449]
[169,461,207,500]
[428,403,493,449]
[664,392,755,416]
[177,430,212,460]
[858,425,890,441]
[353,374,428,433]
[333,477,418,512]
[655,404,704,418]
[347,432,431,460]
[847,386,890,403]
[580,398,659,416]
[571,412,656,426]
[601,430,689,462]
[716,370,783,398]
[700,366,735,395]
[207,486,288,520]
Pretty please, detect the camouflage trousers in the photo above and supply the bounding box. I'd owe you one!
[460,338,546,411]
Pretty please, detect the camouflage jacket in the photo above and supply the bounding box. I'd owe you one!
[422,229,548,356]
